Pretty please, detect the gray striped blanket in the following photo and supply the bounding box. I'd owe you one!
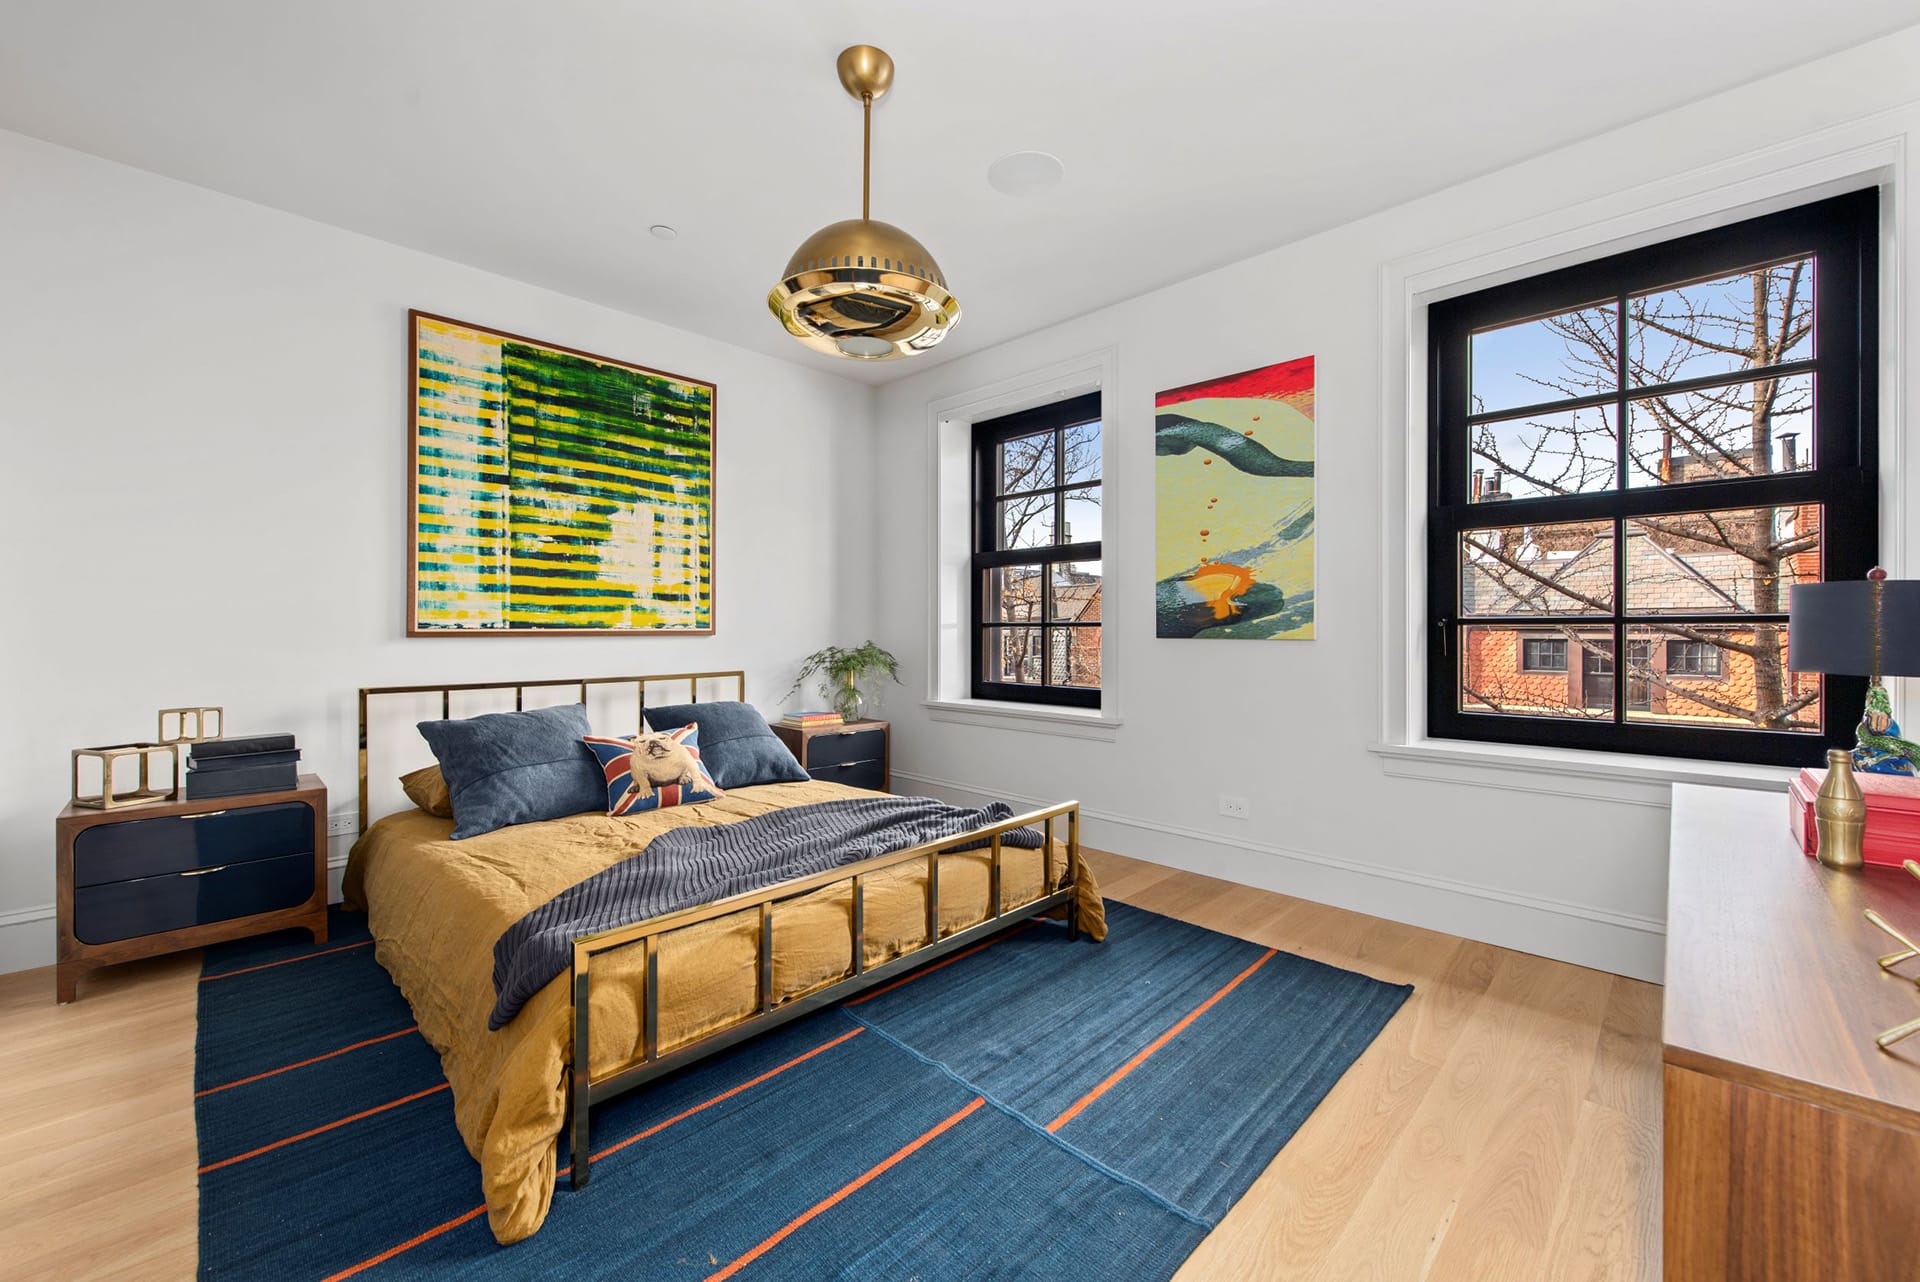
[488,795,1044,1029]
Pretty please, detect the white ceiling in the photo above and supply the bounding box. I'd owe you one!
[3,1,1913,384]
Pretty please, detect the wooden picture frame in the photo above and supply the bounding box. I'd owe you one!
[407,310,717,636]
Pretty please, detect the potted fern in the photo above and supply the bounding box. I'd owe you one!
[786,641,902,722]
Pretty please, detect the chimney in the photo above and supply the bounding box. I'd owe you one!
[1779,432,1799,472]
[1472,469,1484,502]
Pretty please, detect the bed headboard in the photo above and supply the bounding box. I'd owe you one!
[357,670,747,831]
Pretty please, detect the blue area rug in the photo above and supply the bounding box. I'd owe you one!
[196,901,1410,1280]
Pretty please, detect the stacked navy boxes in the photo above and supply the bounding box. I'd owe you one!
[185,733,300,800]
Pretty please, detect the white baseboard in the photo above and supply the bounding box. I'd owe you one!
[894,769,1666,984]
[0,902,55,976]
[0,842,354,976]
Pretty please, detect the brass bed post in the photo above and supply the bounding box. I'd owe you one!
[850,875,865,977]
[1066,806,1082,941]
[569,941,593,1189]
[757,903,773,1013]
[925,850,941,945]
[643,936,660,1063]
[989,833,1003,919]
[356,688,370,835]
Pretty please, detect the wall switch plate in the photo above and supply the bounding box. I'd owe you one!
[326,813,359,839]
[1218,795,1249,820]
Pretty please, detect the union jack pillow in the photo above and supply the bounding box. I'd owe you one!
[580,726,723,816]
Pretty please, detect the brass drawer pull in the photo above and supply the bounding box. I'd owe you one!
[183,810,229,820]
[179,864,230,877]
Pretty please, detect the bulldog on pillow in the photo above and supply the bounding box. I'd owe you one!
[581,726,724,815]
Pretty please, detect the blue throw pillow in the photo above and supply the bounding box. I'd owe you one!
[642,701,809,790]
[416,703,605,839]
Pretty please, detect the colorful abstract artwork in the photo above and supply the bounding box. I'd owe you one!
[1155,356,1315,639]
[408,313,715,634]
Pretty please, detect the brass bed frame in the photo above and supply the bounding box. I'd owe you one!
[357,670,1082,1190]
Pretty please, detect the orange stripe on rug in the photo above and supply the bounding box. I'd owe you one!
[844,919,1040,1007]
[200,939,371,982]
[197,1083,449,1175]
[195,1027,419,1098]
[586,1026,866,1166]
[319,1204,486,1282]
[1047,947,1279,1133]
[318,1026,872,1278]
[704,1096,986,1281]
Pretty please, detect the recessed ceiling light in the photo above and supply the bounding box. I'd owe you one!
[987,151,1064,197]
[649,224,678,241]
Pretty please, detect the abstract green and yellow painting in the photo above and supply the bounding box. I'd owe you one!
[408,312,715,634]
[1155,356,1315,639]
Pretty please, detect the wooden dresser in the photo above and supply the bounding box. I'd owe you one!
[1664,783,1920,1280]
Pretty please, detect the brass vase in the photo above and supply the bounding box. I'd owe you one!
[1814,748,1867,871]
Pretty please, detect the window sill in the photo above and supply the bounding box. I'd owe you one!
[925,698,1122,742]
[1368,737,1795,808]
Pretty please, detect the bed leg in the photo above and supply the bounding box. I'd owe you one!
[570,945,592,1190]
[1065,806,1082,941]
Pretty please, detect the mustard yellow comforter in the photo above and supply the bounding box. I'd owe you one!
[342,780,1103,1244]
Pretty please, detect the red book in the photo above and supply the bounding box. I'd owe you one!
[1787,766,1920,867]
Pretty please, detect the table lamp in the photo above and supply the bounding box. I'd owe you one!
[1788,568,1920,869]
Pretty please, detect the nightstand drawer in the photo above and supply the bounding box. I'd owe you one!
[809,759,886,792]
[72,802,313,887]
[808,728,886,769]
[72,851,315,945]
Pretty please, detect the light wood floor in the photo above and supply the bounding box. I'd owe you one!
[0,849,1662,1281]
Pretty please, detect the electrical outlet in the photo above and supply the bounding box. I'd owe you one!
[1218,794,1249,820]
[326,813,359,839]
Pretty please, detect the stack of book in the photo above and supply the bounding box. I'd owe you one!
[779,710,843,729]
[186,733,301,800]
[1789,765,1920,867]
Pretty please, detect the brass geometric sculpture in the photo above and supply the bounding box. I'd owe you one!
[70,743,180,810]
[158,706,224,743]
[1866,858,1920,1051]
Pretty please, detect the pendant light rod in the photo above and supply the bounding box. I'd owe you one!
[837,44,893,223]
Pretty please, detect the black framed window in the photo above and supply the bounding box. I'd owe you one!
[972,393,1102,707]
[1666,640,1724,677]
[1429,189,1877,766]
[1520,636,1568,673]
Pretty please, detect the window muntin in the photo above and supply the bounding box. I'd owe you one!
[1429,191,1876,766]
[972,393,1102,707]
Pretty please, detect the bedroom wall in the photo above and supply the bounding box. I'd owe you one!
[869,29,1920,982]
[0,128,877,972]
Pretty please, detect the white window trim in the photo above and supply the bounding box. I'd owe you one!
[924,348,1123,741]
[1373,120,1906,799]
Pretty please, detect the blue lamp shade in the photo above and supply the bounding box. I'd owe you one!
[1788,579,1920,679]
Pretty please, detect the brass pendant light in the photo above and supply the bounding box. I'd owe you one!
[768,46,960,361]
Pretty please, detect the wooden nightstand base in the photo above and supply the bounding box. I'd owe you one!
[55,905,327,1004]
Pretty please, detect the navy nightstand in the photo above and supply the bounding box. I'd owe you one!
[54,774,329,1002]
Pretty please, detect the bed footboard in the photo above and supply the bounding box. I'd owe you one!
[566,801,1082,1189]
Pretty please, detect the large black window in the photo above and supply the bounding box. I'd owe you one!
[1428,190,1878,766]
[972,393,1102,707]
